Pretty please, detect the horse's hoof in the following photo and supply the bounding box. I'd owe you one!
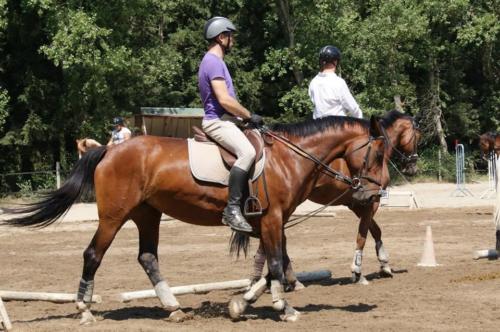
[79,311,96,325]
[168,309,191,323]
[379,266,393,278]
[358,275,370,285]
[228,296,248,320]
[293,280,306,291]
[281,305,301,322]
[352,273,369,285]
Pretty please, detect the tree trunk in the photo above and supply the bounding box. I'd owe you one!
[276,0,304,85]
[429,59,448,153]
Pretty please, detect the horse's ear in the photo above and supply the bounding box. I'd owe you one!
[369,115,383,137]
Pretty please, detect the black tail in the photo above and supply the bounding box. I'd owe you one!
[229,231,250,258]
[2,146,107,228]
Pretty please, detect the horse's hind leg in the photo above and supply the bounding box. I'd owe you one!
[77,219,126,325]
[130,204,187,322]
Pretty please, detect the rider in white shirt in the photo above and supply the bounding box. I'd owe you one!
[107,117,132,146]
[308,45,363,120]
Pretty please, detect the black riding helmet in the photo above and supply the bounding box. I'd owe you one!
[113,117,124,126]
[319,45,341,68]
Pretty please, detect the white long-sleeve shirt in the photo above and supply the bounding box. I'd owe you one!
[308,72,363,119]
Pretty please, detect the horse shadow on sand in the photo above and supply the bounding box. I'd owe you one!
[16,300,377,324]
[17,271,411,324]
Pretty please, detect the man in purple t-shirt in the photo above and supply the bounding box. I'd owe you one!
[198,16,264,233]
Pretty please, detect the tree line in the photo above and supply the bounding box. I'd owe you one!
[0,0,498,182]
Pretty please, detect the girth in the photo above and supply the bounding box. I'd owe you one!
[192,126,265,168]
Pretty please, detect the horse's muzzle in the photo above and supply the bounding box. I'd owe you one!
[402,164,418,176]
[351,186,382,205]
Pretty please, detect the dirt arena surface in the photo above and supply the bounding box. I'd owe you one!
[0,207,499,331]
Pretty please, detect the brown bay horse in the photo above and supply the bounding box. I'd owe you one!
[3,116,387,324]
[249,111,420,288]
[479,132,500,159]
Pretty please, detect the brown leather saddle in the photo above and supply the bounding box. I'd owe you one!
[192,126,265,169]
[192,125,267,217]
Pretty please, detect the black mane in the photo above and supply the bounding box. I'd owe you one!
[379,110,413,128]
[271,116,369,137]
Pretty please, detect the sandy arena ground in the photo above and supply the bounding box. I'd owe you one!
[0,182,499,331]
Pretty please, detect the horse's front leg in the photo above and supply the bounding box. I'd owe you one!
[262,220,301,322]
[370,219,393,277]
[230,215,300,322]
[350,206,374,285]
[251,237,304,292]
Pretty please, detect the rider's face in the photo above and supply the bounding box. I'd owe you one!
[220,32,234,50]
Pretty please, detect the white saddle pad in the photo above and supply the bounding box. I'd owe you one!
[187,138,265,185]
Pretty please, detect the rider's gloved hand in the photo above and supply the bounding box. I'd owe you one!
[248,113,264,127]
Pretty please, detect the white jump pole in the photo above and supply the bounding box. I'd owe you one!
[0,296,12,331]
[119,269,332,303]
[0,291,101,304]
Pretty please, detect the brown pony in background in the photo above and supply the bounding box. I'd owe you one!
[76,138,102,159]
[3,116,388,324]
[479,132,500,159]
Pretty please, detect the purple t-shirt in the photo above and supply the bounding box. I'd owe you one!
[198,53,236,120]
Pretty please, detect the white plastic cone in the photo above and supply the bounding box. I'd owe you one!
[418,225,439,267]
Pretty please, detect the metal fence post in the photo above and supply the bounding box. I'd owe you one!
[479,152,497,199]
[56,162,61,189]
[438,149,442,182]
[451,144,473,197]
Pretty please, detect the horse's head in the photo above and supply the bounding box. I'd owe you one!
[381,111,420,176]
[76,138,86,159]
[479,132,497,160]
[345,116,388,205]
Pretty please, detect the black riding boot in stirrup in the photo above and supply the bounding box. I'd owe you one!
[222,166,253,233]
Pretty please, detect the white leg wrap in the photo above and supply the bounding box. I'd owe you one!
[375,241,389,264]
[76,301,96,325]
[154,280,180,311]
[351,249,363,274]
[270,280,285,311]
[243,277,267,302]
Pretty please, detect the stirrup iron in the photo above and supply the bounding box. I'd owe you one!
[244,195,263,217]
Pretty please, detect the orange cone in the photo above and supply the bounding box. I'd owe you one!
[418,225,439,267]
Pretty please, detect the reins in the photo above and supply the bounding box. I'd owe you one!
[380,124,418,164]
[284,188,351,229]
[260,127,384,189]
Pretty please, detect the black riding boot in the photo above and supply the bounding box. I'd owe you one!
[496,230,500,252]
[222,166,252,233]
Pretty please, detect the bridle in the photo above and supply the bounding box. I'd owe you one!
[381,119,419,165]
[260,127,385,190]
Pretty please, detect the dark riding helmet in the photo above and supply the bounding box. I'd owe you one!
[319,45,341,68]
[203,16,236,40]
[113,117,124,126]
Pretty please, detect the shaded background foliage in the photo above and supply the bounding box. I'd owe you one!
[0,0,498,191]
